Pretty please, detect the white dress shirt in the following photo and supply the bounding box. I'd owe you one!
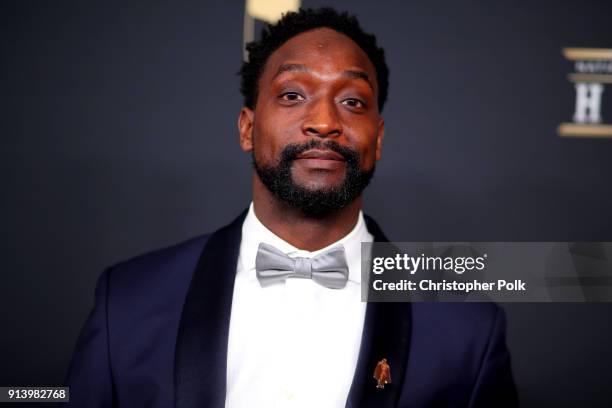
[225,203,373,408]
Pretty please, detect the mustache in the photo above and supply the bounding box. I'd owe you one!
[280,139,360,165]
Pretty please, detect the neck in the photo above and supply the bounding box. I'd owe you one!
[252,174,362,252]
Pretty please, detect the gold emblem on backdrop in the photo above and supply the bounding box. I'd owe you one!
[558,48,612,138]
[243,0,301,60]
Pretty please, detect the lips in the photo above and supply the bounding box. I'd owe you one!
[295,149,345,161]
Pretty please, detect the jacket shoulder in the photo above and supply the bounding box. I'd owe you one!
[411,302,503,346]
[403,303,511,404]
[112,234,211,275]
[106,234,211,310]
[409,302,507,376]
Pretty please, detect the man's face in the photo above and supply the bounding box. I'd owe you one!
[239,27,385,216]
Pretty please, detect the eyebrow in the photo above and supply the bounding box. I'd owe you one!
[272,63,374,90]
[343,69,374,90]
[273,63,310,79]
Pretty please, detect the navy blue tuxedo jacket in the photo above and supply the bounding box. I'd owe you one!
[65,210,518,407]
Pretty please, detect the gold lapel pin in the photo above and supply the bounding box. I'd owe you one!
[373,358,392,389]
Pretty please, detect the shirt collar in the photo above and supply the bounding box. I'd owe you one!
[239,202,372,284]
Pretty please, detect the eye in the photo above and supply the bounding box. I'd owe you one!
[279,92,305,102]
[341,98,366,109]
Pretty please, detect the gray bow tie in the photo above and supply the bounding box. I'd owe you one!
[255,242,349,289]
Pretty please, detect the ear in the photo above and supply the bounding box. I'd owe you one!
[375,118,385,161]
[238,107,255,152]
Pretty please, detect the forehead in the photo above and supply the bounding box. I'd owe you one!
[261,27,377,87]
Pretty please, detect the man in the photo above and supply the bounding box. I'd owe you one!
[65,8,518,407]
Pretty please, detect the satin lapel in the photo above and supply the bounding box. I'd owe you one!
[346,215,413,408]
[174,209,247,408]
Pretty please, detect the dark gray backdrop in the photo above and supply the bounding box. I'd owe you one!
[2,1,612,406]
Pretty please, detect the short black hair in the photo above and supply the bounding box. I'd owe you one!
[239,7,389,112]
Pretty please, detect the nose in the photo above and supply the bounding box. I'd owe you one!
[302,99,342,138]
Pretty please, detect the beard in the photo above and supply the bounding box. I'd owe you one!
[252,139,375,218]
